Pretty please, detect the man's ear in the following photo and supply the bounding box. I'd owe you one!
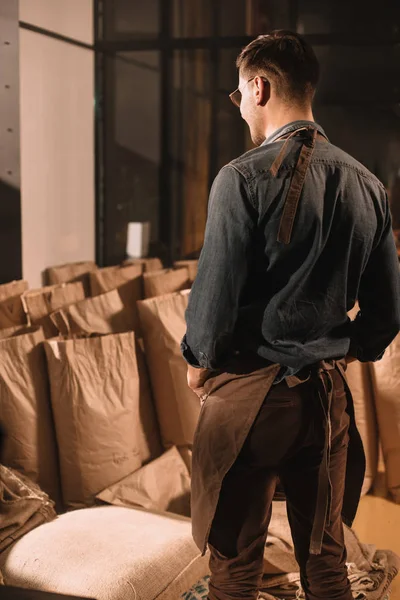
[254,76,270,107]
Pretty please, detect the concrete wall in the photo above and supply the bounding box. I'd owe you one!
[19,0,94,287]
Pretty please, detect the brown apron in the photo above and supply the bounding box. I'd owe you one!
[190,126,366,557]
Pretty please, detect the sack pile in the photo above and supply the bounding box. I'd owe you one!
[0,260,398,523]
[0,259,199,518]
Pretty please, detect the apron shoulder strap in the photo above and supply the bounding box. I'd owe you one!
[269,126,327,245]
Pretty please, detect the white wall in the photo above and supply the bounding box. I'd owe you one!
[19,1,94,288]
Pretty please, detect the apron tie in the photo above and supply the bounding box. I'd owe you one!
[286,359,337,555]
[309,360,336,555]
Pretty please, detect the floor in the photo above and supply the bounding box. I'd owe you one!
[353,473,400,600]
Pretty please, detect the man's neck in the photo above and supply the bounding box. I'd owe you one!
[264,107,315,141]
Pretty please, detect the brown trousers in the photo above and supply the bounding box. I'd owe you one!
[207,367,353,600]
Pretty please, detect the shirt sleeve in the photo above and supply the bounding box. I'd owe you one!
[349,192,400,362]
[181,165,257,370]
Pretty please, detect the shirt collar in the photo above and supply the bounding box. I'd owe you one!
[262,120,328,145]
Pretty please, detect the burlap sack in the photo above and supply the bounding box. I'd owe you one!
[143,268,190,299]
[22,282,85,338]
[50,289,132,336]
[124,257,163,273]
[90,266,143,333]
[45,261,97,296]
[0,295,28,330]
[44,332,146,509]
[346,360,378,495]
[0,465,57,552]
[0,280,28,301]
[173,260,198,283]
[370,334,400,503]
[137,291,200,448]
[96,446,191,517]
[0,327,61,504]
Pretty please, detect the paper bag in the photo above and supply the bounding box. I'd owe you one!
[22,282,85,338]
[173,260,198,283]
[370,333,400,502]
[137,291,200,448]
[143,269,190,299]
[346,360,378,495]
[0,295,28,329]
[0,280,28,301]
[0,326,26,340]
[0,327,61,504]
[50,289,132,336]
[45,261,97,296]
[44,332,146,509]
[135,340,163,464]
[96,446,191,517]
[124,257,163,273]
[90,266,143,332]
[89,264,143,295]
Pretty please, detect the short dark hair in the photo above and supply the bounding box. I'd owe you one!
[236,30,319,104]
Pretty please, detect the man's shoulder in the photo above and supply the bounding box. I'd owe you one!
[228,144,281,179]
[228,140,386,194]
[313,142,386,191]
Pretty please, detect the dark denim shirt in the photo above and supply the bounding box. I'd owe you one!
[181,120,400,375]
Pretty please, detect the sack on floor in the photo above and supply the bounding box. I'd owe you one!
[50,289,132,336]
[44,332,150,509]
[90,266,143,333]
[0,295,28,329]
[89,264,143,295]
[346,360,378,495]
[0,280,28,302]
[143,268,190,299]
[0,465,56,553]
[22,282,85,338]
[96,446,191,517]
[45,261,97,296]
[370,333,400,503]
[124,257,163,273]
[0,327,61,505]
[138,291,200,448]
[173,260,198,283]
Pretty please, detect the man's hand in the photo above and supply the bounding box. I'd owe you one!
[187,365,212,399]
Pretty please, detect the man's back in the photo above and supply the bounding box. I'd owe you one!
[183,121,400,373]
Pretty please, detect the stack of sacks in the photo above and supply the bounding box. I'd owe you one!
[44,330,162,510]
[49,288,133,335]
[370,333,400,502]
[137,290,200,474]
[346,361,378,495]
[40,256,191,516]
[89,263,143,332]
[173,260,199,284]
[45,260,97,296]
[346,304,379,496]
[124,257,163,272]
[143,268,190,299]
[21,282,85,338]
[0,326,61,507]
[0,280,29,329]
